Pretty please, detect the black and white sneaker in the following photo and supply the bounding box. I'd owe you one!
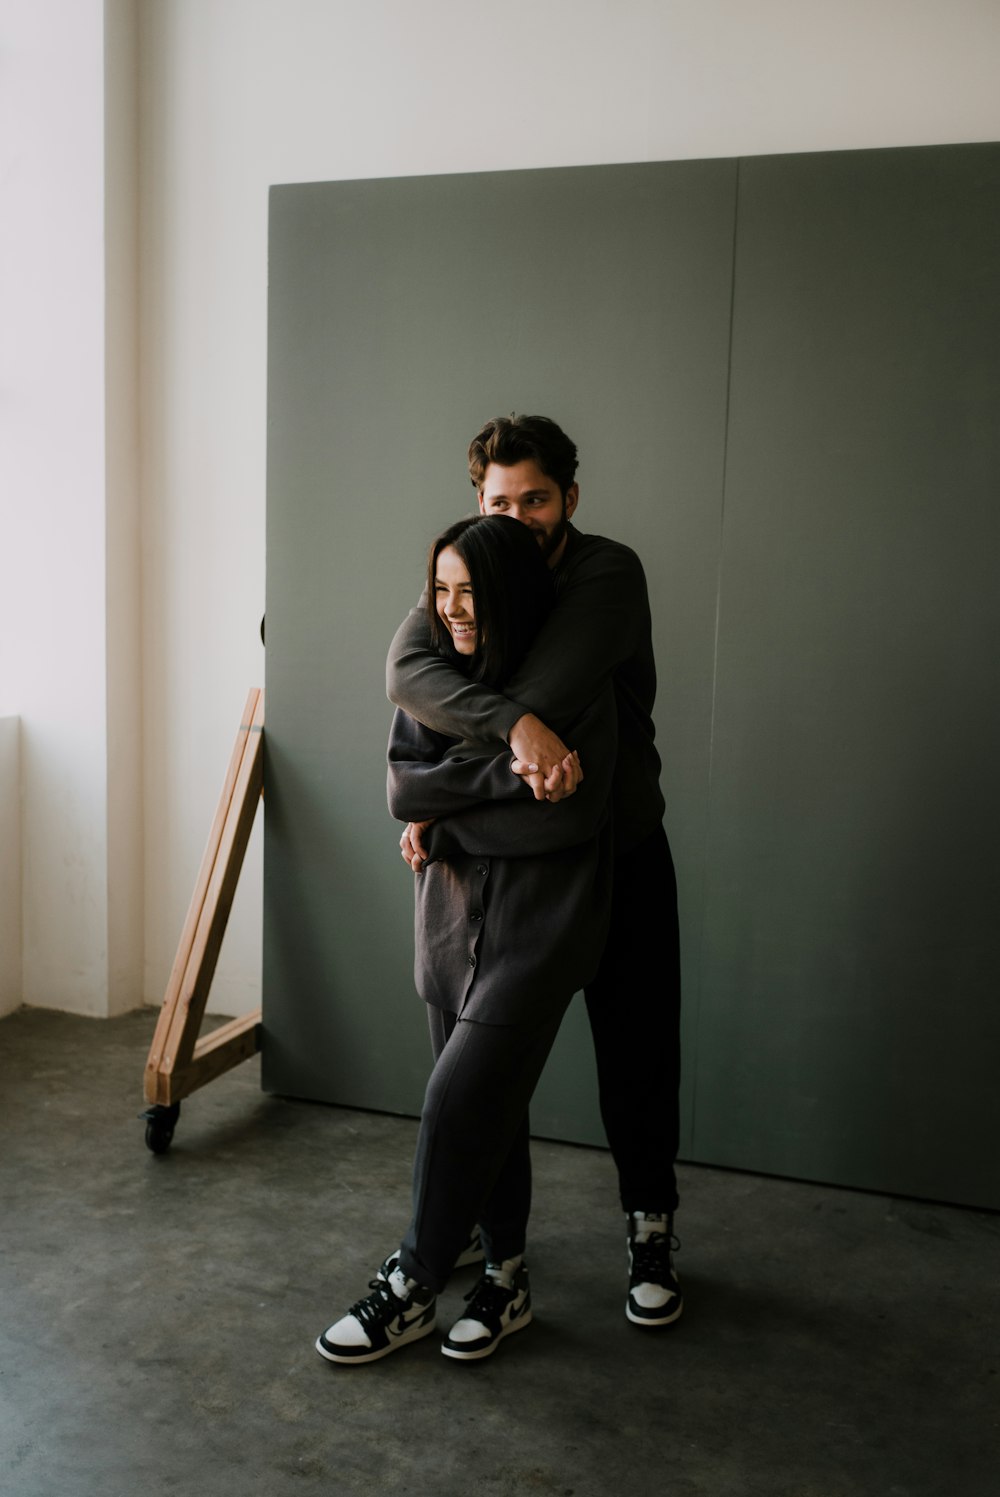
[441,1258,532,1360]
[626,1212,683,1327]
[315,1254,436,1364]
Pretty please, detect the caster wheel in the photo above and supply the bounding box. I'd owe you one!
[139,1101,181,1154]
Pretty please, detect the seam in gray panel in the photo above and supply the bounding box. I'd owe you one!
[689,156,741,1160]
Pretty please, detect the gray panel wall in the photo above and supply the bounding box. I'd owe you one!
[262,162,738,1148]
[695,145,1000,1205]
[264,145,1000,1207]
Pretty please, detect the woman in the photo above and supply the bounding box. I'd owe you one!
[316,516,616,1364]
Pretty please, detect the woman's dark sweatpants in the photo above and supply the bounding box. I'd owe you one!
[398,824,681,1292]
[398,1000,569,1293]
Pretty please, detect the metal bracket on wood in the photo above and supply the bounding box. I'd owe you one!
[143,689,265,1125]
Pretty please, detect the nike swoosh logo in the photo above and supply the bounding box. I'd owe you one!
[388,1314,427,1338]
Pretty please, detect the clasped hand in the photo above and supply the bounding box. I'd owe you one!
[507,712,583,804]
[400,713,583,874]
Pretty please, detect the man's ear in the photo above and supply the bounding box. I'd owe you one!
[564,483,580,521]
[477,492,487,515]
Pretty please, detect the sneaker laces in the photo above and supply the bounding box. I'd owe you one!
[348,1271,425,1330]
[462,1272,517,1322]
[631,1229,680,1287]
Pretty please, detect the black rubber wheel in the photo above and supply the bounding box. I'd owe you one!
[139,1102,181,1155]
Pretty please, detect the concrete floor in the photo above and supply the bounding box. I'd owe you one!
[1,1007,997,1497]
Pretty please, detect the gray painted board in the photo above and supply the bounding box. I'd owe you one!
[262,161,738,1148]
[264,144,1000,1208]
[695,144,1000,1206]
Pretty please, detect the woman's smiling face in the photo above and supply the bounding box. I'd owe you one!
[434,545,477,655]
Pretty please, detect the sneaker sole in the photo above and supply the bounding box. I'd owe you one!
[315,1317,437,1365]
[626,1300,683,1328]
[441,1307,533,1361]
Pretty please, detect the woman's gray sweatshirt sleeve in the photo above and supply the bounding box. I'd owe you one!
[386,691,617,861]
[386,710,530,821]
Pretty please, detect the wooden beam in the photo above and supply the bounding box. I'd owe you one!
[144,690,264,1107]
[169,1010,263,1101]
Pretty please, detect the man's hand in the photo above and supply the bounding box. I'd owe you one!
[508,713,583,803]
[510,749,583,803]
[400,819,434,873]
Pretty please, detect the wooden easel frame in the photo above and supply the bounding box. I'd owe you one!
[144,688,265,1108]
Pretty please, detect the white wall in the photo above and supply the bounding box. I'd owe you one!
[5,2,1000,1022]
[0,719,22,1018]
[137,0,1000,1018]
[0,0,142,1018]
[104,0,144,1013]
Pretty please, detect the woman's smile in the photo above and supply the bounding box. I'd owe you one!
[434,546,478,655]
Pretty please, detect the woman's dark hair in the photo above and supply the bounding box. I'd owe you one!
[468,414,578,498]
[426,515,554,687]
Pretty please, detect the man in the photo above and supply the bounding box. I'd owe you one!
[387,414,683,1330]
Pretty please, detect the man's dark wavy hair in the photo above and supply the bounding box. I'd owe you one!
[426,515,554,687]
[468,414,578,498]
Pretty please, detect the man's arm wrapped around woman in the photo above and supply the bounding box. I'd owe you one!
[386,686,617,861]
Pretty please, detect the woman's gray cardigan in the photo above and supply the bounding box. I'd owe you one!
[387,687,616,1028]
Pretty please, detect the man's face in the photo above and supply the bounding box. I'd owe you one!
[477,460,579,567]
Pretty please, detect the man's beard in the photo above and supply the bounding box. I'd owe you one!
[535,512,568,563]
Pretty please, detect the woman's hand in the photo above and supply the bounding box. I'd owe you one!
[509,749,583,802]
[508,713,583,802]
[400,819,435,873]
[545,750,584,802]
